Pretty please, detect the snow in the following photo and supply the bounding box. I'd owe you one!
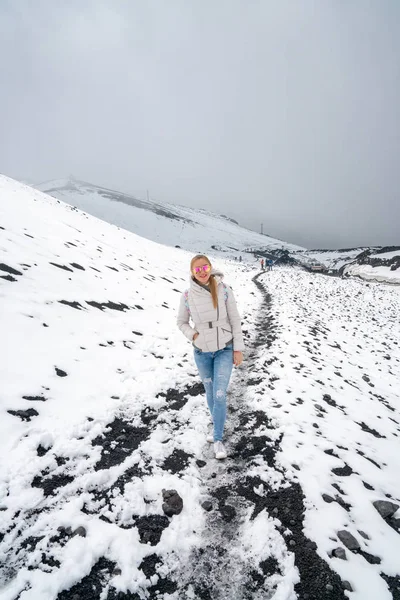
[35,179,304,257]
[1,176,227,598]
[298,249,370,272]
[1,175,400,599]
[297,248,400,286]
[253,269,400,596]
[343,263,400,284]
[34,179,400,286]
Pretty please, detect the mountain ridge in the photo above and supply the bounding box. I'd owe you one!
[35,178,305,256]
[30,176,400,284]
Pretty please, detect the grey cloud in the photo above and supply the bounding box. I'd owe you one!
[1,0,399,248]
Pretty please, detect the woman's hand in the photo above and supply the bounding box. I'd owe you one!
[233,351,243,367]
[193,332,199,341]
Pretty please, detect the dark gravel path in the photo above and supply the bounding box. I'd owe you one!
[175,272,349,600]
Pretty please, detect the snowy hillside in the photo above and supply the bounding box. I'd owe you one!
[1,176,400,600]
[295,248,373,272]
[341,247,400,284]
[34,179,400,286]
[35,178,303,258]
[296,247,400,285]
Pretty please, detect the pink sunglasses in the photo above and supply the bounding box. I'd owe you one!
[193,264,211,274]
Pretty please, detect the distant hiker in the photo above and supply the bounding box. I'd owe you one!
[177,254,245,460]
[260,258,264,270]
[268,259,273,271]
[239,255,242,262]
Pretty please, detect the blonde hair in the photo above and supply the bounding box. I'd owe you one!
[190,254,218,309]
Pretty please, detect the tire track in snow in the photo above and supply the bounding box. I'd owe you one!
[177,273,348,600]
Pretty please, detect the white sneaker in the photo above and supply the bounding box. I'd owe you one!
[214,441,227,460]
[207,433,214,443]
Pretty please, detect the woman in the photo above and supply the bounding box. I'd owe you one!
[177,254,244,460]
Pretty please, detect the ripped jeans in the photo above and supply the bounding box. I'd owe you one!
[194,344,233,442]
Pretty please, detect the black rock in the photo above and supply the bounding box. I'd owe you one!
[332,464,353,477]
[337,530,360,551]
[72,526,87,538]
[7,408,39,421]
[201,501,213,512]
[358,530,370,540]
[162,489,183,516]
[55,367,68,377]
[0,263,23,276]
[389,517,400,532]
[322,494,334,503]
[359,550,381,565]
[342,581,353,592]
[23,395,47,402]
[322,394,337,407]
[362,481,374,491]
[332,547,347,560]
[373,500,399,519]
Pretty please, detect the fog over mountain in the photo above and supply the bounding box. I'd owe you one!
[1,1,399,248]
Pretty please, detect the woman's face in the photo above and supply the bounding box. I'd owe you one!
[192,258,211,285]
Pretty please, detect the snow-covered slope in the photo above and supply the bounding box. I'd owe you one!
[0,176,256,599]
[296,247,400,285]
[35,178,303,258]
[1,176,400,600]
[296,248,373,272]
[341,246,400,284]
[35,179,400,285]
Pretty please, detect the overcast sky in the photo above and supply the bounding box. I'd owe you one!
[1,1,399,249]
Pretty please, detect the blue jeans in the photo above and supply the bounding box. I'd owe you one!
[194,344,233,442]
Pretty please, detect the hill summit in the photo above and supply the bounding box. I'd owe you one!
[35,178,304,258]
